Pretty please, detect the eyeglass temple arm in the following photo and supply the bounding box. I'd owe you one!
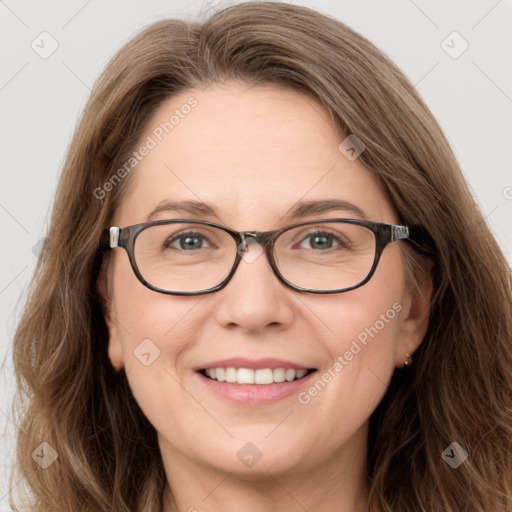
[391,225,409,241]
[99,227,121,252]
[404,225,437,256]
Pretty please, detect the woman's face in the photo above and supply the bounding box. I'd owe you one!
[101,82,430,479]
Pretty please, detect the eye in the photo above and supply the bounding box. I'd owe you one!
[165,231,212,251]
[298,230,344,250]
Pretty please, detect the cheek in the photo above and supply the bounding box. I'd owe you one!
[110,253,199,374]
[110,271,202,436]
[320,250,405,354]
[296,248,407,419]
[312,291,403,390]
[292,303,403,450]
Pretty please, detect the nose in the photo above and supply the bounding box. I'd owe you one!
[213,241,295,334]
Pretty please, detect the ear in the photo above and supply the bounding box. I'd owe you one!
[96,254,124,371]
[394,257,434,368]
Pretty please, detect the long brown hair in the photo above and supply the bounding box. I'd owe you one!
[10,2,512,510]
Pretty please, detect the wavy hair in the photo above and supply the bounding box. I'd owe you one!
[9,1,512,510]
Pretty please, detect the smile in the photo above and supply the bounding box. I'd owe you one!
[200,367,315,385]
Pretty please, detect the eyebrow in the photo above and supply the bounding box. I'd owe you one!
[146,198,367,223]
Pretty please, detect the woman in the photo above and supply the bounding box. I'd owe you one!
[10,2,512,511]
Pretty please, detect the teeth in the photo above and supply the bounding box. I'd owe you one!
[255,369,273,385]
[285,368,296,381]
[238,368,255,384]
[273,368,286,383]
[202,367,310,384]
[225,367,237,383]
[205,368,216,380]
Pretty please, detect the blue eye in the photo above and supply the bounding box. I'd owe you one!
[165,231,212,250]
[299,230,343,250]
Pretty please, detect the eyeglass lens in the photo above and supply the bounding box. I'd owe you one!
[133,221,377,293]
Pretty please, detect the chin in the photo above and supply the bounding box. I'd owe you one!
[192,435,314,478]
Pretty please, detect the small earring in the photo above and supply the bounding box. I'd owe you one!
[403,353,413,367]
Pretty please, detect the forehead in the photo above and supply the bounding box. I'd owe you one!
[114,82,395,229]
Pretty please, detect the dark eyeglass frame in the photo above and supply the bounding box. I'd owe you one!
[100,218,434,296]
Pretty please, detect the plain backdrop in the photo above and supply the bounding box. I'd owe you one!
[1,0,511,509]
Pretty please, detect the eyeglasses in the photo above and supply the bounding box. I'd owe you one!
[100,218,430,295]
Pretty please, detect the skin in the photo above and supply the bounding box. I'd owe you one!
[98,81,432,512]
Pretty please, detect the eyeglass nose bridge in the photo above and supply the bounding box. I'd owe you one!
[236,230,276,255]
[229,230,286,291]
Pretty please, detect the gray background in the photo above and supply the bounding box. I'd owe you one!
[1,0,511,508]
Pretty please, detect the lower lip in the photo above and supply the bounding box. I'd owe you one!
[196,371,317,406]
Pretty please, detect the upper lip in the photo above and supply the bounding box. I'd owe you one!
[196,358,314,371]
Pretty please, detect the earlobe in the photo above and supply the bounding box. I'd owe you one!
[107,331,124,372]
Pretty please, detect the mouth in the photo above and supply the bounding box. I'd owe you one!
[199,367,317,385]
[195,358,319,405]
